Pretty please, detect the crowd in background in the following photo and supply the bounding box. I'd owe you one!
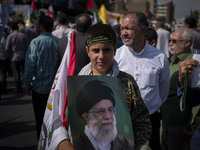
[0,10,200,150]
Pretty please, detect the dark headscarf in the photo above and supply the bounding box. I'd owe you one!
[76,80,115,117]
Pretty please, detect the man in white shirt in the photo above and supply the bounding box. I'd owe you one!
[52,12,75,39]
[155,21,171,58]
[115,11,170,150]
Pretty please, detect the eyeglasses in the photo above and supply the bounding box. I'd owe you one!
[120,26,136,31]
[169,39,187,44]
[88,107,115,116]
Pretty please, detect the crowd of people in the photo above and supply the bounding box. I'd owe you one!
[0,10,200,150]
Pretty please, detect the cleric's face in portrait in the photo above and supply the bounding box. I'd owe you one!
[82,99,117,143]
[72,79,134,150]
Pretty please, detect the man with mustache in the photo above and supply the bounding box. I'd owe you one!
[114,11,170,150]
[73,80,134,150]
[161,27,195,150]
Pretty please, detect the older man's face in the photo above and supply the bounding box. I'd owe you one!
[169,29,188,57]
[120,14,145,49]
[87,99,117,143]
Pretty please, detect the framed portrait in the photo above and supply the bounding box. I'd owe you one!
[67,75,134,144]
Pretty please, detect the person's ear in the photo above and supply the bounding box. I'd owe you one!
[86,46,89,56]
[82,113,89,122]
[185,40,191,48]
[151,40,157,47]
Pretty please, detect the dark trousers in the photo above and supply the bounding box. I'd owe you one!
[0,60,7,101]
[149,111,161,150]
[10,60,24,91]
[0,60,7,91]
[32,90,49,139]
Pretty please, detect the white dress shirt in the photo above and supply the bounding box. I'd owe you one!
[52,25,75,39]
[156,28,170,58]
[115,44,170,114]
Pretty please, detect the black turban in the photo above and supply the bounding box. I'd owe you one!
[76,80,115,117]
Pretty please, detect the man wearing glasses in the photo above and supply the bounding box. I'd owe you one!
[74,80,134,150]
[161,27,194,150]
[115,11,170,150]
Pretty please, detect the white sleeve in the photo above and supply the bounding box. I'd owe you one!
[159,54,170,103]
[38,32,74,150]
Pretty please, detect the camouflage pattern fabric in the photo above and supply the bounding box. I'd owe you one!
[117,71,151,148]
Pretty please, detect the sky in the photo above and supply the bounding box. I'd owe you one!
[158,0,200,19]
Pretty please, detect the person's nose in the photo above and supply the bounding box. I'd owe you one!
[99,50,105,59]
[103,110,112,119]
[121,30,128,38]
[169,40,173,46]
[121,29,125,35]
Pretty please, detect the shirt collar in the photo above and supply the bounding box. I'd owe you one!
[79,60,119,77]
[40,32,52,36]
[127,41,147,56]
[59,25,69,29]
[177,51,191,61]
[170,51,191,64]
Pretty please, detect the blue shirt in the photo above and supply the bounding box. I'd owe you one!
[23,32,59,94]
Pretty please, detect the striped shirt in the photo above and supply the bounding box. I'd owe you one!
[23,32,58,94]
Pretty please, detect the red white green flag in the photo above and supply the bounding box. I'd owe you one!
[86,0,100,24]
[47,4,54,20]
[87,0,94,13]
[30,0,37,23]
[38,31,76,149]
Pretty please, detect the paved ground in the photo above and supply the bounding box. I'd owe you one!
[0,76,38,150]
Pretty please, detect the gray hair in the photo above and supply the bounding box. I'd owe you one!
[178,27,194,44]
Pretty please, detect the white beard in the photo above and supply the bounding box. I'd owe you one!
[89,115,117,143]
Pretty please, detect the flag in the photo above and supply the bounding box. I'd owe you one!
[86,0,93,13]
[47,4,54,20]
[108,19,118,26]
[30,0,37,23]
[98,4,123,25]
[38,31,76,150]
[180,69,188,112]
[86,0,100,24]
[98,4,109,24]
[107,11,123,25]
[119,16,123,24]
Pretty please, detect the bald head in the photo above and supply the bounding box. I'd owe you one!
[75,14,92,32]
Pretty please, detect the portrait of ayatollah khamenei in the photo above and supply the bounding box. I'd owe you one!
[67,75,134,150]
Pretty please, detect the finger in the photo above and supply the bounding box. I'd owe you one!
[180,59,198,67]
[186,59,198,66]
[186,65,192,70]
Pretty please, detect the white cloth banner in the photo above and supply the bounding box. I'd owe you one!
[38,31,76,150]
